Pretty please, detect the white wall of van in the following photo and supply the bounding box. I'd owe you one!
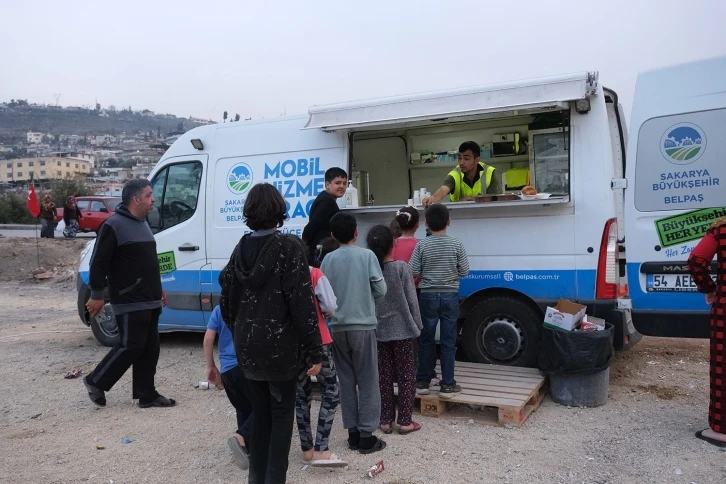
[77,71,637,365]
[625,55,726,338]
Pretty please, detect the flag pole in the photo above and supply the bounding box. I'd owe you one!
[27,180,41,269]
[35,214,40,269]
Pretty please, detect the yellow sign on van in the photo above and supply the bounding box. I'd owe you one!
[654,207,726,248]
[158,251,177,275]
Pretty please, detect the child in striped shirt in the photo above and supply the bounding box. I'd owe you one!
[409,203,469,398]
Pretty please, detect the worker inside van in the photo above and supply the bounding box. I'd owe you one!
[422,141,500,208]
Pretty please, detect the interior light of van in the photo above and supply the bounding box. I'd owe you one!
[575,98,591,114]
[190,139,204,150]
[596,218,619,299]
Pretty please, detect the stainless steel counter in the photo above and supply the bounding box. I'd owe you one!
[340,196,570,214]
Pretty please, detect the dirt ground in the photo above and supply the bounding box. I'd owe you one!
[0,237,88,287]
[1,239,725,483]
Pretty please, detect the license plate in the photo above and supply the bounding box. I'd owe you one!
[646,274,716,292]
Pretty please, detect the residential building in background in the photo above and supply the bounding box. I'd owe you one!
[130,162,156,179]
[27,132,44,144]
[0,155,92,183]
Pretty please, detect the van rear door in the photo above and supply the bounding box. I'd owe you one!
[624,56,726,337]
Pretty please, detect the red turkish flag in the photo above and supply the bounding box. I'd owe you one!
[27,184,41,218]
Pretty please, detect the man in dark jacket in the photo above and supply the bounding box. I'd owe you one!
[220,182,323,484]
[301,167,347,265]
[83,178,175,408]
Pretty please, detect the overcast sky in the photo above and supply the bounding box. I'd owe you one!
[1,0,724,124]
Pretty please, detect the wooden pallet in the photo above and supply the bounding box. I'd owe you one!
[417,361,548,427]
[311,361,548,428]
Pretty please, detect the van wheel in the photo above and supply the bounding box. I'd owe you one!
[462,295,541,367]
[89,304,119,347]
[78,285,118,347]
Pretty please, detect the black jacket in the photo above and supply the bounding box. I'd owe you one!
[88,205,162,315]
[302,191,339,264]
[219,231,323,381]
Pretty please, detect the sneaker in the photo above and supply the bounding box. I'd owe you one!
[438,384,462,399]
[416,381,430,395]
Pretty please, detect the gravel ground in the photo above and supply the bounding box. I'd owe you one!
[1,280,725,484]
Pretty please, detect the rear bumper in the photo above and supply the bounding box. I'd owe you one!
[536,299,640,350]
[631,310,709,338]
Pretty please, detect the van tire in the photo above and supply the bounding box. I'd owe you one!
[462,295,541,367]
[89,310,119,347]
[79,288,119,347]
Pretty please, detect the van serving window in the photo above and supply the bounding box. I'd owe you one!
[343,109,571,209]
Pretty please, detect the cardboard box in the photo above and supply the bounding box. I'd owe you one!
[582,315,606,331]
[544,299,587,332]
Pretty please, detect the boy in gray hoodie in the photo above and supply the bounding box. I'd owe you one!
[320,212,387,454]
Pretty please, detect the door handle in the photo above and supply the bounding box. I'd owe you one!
[178,244,199,252]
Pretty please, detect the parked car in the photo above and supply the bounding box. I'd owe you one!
[55,196,121,233]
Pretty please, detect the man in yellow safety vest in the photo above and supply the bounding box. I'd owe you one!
[422,141,500,208]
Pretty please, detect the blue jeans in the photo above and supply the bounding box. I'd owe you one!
[417,292,459,387]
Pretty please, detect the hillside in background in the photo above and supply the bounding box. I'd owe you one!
[0,103,210,143]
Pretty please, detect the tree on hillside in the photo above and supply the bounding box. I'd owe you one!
[223,111,228,123]
[0,189,35,224]
[50,176,93,205]
[235,113,240,122]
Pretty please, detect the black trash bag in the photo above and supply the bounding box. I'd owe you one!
[538,323,615,375]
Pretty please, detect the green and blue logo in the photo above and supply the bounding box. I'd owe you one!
[660,123,706,165]
[227,163,253,194]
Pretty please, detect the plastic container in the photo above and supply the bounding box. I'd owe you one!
[344,181,359,208]
[549,367,610,407]
[538,322,614,407]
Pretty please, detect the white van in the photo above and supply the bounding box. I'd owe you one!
[76,67,637,367]
[624,55,726,339]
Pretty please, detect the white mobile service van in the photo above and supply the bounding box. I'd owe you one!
[624,56,726,339]
[77,64,644,367]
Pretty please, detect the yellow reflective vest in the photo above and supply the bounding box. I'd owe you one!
[448,163,495,201]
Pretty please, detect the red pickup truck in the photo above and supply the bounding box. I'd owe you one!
[55,196,122,233]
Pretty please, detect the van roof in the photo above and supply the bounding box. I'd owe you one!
[305,71,598,131]
[630,55,726,128]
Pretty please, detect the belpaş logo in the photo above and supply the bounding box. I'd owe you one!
[227,163,253,194]
[660,123,706,165]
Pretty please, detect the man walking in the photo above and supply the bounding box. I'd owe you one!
[83,178,175,408]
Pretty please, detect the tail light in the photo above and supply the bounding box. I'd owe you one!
[596,218,620,299]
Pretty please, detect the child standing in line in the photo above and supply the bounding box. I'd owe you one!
[391,206,420,265]
[295,240,347,468]
[203,305,254,471]
[409,204,469,399]
[321,212,388,454]
[366,225,423,435]
[392,206,421,368]
[313,237,340,268]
